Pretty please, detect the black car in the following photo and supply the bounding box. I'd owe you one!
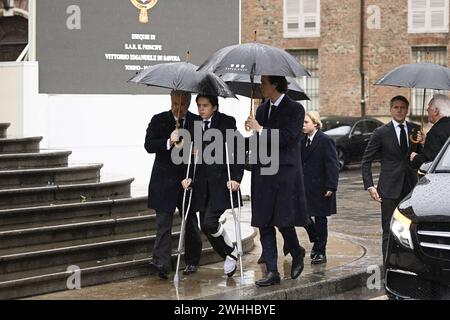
[385,137,450,300]
[322,117,384,170]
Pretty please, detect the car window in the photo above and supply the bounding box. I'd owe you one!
[324,125,351,136]
[322,119,351,132]
[364,120,381,134]
[435,145,450,172]
[351,122,365,135]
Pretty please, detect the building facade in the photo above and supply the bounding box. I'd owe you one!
[0,0,28,61]
[242,0,450,118]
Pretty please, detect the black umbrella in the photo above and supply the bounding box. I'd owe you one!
[128,61,237,98]
[198,42,311,78]
[198,41,310,130]
[221,73,310,101]
[375,62,450,141]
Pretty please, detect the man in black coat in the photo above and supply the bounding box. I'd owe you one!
[362,95,422,261]
[411,94,450,169]
[182,94,244,277]
[302,111,339,265]
[246,75,308,287]
[145,90,202,279]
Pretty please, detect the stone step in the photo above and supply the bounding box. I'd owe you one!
[0,150,71,170]
[0,232,164,276]
[0,136,43,154]
[0,196,150,230]
[0,214,163,250]
[0,123,10,138]
[0,176,134,209]
[0,227,256,299]
[0,164,103,188]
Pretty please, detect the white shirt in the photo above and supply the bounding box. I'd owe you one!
[202,116,213,131]
[268,93,285,119]
[307,129,318,143]
[258,94,285,135]
[392,119,409,148]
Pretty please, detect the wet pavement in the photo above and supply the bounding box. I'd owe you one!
[30,164,385,300]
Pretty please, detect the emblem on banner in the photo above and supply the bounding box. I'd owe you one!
[130,0,159,24]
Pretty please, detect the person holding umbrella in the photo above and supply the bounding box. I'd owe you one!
[246,75,308,287]
[410,94,450,169]
[181,94,244,278]
[362,95,422,261]
[145,90,203,279]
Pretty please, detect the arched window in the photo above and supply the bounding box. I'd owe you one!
[0,1,29,61]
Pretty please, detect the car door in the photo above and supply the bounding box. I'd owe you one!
[348,120,366,162]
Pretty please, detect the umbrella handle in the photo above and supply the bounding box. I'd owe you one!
[409,128,424,144]
[174,94,185,149]
[244,103,254,132]
[244,86,255,132]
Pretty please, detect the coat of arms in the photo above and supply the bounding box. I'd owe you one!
[130,0,159,24]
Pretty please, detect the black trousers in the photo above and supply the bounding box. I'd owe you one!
[152,208,202,271]
[380,178,412,262]
[311,216,328,255]
[259,226,304,272]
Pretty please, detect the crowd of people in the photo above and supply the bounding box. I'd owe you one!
[144,76,450,287]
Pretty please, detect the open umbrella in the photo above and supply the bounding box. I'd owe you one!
[128,61,237,98]
[129,60,236,144]
[375,62,450,142]
[198,40,310,131]
[221,73,310,101]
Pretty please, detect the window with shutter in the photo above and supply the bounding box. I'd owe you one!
[409,0,448,33]
[287,49,320,111]
[411,47,448,115]
[284,0,320,38]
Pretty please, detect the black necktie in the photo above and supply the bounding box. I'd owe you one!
[203,120,210,132]
[178,118,185,129]
[399,124,408,155]
[269,104,277,120]
[306,138,311,148]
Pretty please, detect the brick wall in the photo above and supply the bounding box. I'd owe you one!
[242,0,450,118]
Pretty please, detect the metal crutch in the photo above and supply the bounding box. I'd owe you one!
[225,142,245,286]
[174,142,198,287]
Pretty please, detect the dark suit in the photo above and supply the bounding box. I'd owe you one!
[251,95,308,273]
[301,130,339,255]
[411,117,450,169]
[362,121,421,260]
[144,110,202,271]
[190,111,244,259]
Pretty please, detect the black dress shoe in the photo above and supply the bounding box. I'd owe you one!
[291,250,305,279]
[149,260,169,280]
[310,250,317,259]
[182,264,198,275]
[311,254,327,265]
[255,271,281,287]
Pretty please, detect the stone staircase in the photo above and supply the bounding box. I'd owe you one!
[0,123,255,299]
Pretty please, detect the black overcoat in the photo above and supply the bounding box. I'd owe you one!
[190,111,244,212]
[250,95,309,227]
[301,130,339,217]
[145,110,198,213]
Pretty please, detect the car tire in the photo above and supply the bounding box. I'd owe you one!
[336,148,345,171]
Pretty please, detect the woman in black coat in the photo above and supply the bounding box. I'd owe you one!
[182,94,244,278]
[302,111,339,264]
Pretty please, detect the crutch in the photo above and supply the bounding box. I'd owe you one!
[174,142,198,287]
[225,142,245,286]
